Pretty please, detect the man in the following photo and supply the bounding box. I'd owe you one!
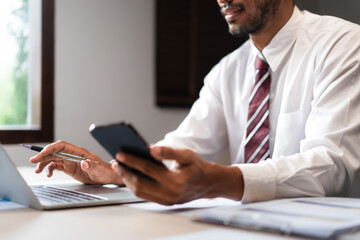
[31,0,360,205]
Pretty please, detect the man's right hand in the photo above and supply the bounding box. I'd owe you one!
[29,141,123,186]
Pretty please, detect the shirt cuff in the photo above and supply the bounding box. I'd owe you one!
[233,161,276,203]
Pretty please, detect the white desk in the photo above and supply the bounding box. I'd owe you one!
[0,167,357,240]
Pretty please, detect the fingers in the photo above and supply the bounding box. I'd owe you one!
[114,148,207,205]
[116,164,176,205]
[46,161,64,177]
[114,147,209,206]
[81,160,90,171]
[78,159,123,185]
[80,160,102,174]
[28,141,116,185]
[30,141,91,164]
[110,160,121,175]
[35,161,51,174]
[31,154,64,164]
[150,146,194,165]
[34,154,66,173]
[29,140,95,176]
[115,153,168,182]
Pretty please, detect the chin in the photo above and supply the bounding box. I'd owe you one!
[228,25,247,37]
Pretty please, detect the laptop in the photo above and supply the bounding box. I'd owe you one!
[0,145,143,210]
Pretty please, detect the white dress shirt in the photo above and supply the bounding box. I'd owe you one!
[157,7,360,203]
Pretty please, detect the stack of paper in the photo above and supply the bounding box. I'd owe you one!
[197,197,360,239]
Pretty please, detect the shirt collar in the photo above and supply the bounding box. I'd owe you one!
[250,6,303,72]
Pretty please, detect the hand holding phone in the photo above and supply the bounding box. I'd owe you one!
[89,122,163,178]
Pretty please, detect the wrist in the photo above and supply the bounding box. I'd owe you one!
[203,163,244,201]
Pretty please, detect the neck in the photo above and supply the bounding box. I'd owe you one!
[250,3,294,51]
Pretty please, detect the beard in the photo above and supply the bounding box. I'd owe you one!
[220,0,281,37]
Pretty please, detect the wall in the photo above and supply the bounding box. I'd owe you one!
[295,0,360,24]
[6,0,189,166]
[317,0,360,24]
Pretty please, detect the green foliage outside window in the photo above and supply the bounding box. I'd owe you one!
[0,0,29,125]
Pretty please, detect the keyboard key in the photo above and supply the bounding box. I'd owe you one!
[31,185,105,204]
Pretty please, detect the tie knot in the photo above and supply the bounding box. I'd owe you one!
[255,56,268,70]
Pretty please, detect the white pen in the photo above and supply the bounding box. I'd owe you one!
[20,144,90,163]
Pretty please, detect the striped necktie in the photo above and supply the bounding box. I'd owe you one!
[244,55,271,163]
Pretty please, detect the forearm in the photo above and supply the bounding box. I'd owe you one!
[237,146,359,203]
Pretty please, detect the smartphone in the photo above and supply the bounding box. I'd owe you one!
[89,122,163,177]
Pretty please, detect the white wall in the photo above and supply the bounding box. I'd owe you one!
[6,0,189,166]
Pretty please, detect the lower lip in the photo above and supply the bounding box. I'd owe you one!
[225,9,244,22]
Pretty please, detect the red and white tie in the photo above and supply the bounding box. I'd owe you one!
[244,55,271,163]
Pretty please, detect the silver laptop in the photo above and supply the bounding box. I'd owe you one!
[0,145,143,210]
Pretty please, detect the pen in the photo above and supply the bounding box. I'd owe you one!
[20,144,90,163]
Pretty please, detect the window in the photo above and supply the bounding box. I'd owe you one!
[0,0,54,144]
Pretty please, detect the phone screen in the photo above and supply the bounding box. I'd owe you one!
[89,122,163,177]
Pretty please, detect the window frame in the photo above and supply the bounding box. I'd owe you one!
[0,0,54,144]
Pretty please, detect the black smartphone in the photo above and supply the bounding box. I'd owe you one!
[89,122,163,178]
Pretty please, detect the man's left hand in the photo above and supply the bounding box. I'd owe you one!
[112,146,244,205]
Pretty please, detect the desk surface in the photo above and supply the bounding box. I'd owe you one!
[0,167,355,240]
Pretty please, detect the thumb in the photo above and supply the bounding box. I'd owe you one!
[80,160,101,173]
[80,160,90,171]
[150,146,194,165]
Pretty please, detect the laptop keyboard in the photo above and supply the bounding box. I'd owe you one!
[31,185,106,204]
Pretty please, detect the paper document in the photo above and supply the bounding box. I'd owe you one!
[127,197,241,217]
[197,197,360,239]
[153,228,295,240]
